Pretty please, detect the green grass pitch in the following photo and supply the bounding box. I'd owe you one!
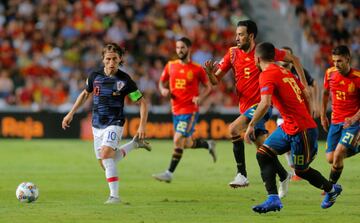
[0,139,360,223]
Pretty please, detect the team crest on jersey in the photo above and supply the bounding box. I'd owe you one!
[187,71,193,80]
[348,82,355,93]
[116,81,125,91]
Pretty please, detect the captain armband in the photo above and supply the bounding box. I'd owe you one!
[129,90,143,102]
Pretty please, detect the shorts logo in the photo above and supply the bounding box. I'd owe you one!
[117,81,125,91]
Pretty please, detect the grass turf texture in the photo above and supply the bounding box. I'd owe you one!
[0,139,359,223]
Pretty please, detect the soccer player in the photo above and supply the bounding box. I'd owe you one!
[62,43,151,204]
[244,42,342,213]
[204,20,308,190]
[152,37,216,183]
[278,46,319,182]
[320,45,360,186]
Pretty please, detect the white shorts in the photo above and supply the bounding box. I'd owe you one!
[92,125,124,159]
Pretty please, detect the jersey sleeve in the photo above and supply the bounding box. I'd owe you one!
[85,71,97,93]
[160,63,170,83]
[124,74,142,102]
[259,72,275,96]
[218,49,232,73]
[274,48,286,61]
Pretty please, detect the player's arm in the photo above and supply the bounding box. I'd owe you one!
[158,80,170,97]
[129,88,148,139]
[283,52,308,89]
[193,82,212,106]
[244,94,272,144]
[310,79,320,118]
[62,89,92,130]
[283,52,313,116]
[320,89,330,132]
[135,96,148,139]
[344,108,360,129]
[204,60,225,85]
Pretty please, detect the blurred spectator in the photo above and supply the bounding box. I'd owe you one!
[290,0,359,73]
[0,0,249,111]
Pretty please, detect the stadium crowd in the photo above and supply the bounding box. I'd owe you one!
[0,0,358,112]
[0,0,246,112]
[289,0,359,72]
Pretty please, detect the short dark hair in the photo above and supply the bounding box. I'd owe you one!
[332,45,350,57]
[256,42,275,61]
[177,37,192,47]
[281,46,293,54]
[102,43,125,58]
[237,20,258,38]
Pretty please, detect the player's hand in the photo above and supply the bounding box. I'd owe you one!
[320,115,329,132]
[192,96,200,106]
[204,60,219,85]
[62,113,73,130]
[344,116,356,129]
[244,125,255,144]
[312,102,320,118]
[160,88,170,97]
[204,60,217,72]
[135,125,146,140]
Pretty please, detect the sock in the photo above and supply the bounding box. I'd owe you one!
[295,167,332,192]
[191,139,209,149]
[102,158,119,198]
[232,136,246,177]
[346,149,357,158]
[114,140,136,163]
[256,147,278,195]
[329,166,343,184]
[168,148,183,173]
[274,156,289,182]
[285,152,294,168]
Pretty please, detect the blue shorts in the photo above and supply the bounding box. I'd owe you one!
[264,127,318,170]
[326,122,360,153]
[243,105,272,135]
[173,113,199,137]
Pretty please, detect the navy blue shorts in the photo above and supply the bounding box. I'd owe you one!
[264,126,318,170]
[326,122,360,153]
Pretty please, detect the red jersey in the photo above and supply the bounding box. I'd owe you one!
[260,63,317,135]
[160,60,208,115]
[323,67,360,124]
[218,46,286,113]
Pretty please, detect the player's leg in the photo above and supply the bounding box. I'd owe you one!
[152,114,190,183]
[325,124,342,164]
[152,132,185,183]
[228,115,249,188]
[97,126,123,204]
[93,127,105,170]
[183,113,217,162]
[290,128,342,209]
[253,108,290,195]
[329,124,359,184]
[252,127,288,213]
[114,136,151,163]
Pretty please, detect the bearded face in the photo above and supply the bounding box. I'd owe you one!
[176,41,189,60]
[236,26,251,51]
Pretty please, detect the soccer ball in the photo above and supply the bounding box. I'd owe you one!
[16,182,39,203]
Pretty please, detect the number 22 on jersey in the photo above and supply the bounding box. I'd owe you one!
[175,79,186,89]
